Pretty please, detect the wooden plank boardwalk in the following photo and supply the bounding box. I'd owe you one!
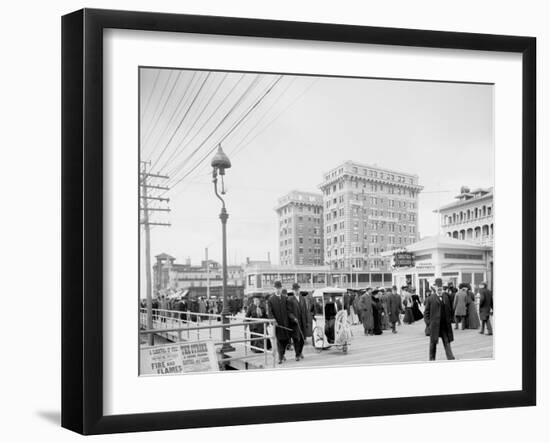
[141,315,494,370]
[241,320,494,370]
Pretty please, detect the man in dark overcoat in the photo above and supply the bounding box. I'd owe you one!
[478,283,493,335]
[358,288,374,335]
[424,285,455,360]
[302,291,315,338]
[388,285,403,334]
[267,280,290,364]
[287,283,308,360]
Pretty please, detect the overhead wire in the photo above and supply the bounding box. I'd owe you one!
[145,71,198,164]
[162,73,250,180]
[141,70,179,148]
[169,75,284,192]
[149,72,211,172]
[230,77,319,159]
[164,74,262,184]
[156,72,230,174]
[140,69,161,123]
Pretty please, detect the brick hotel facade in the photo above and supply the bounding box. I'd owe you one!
[275,190,324,266]
[319,161,423,273]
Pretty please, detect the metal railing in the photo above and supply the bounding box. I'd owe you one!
[139,308,277,369]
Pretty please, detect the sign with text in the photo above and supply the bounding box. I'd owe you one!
[392,252,415,268]
[140,340,219,375]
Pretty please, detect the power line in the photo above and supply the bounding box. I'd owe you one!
[165,74,262,184]
[156,72,230,173]
[170,75,283,191]
[145,72,198,163]
[141,71,178,147]
[231,77,318,159]
[222,76,297,149]
[141,69,161,122]
[150,72,211,172]
[163,73,250,180]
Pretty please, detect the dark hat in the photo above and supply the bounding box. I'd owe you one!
[273,280,282,288]
[401,285,409,291]
[434,278,443,288]
[458,283,468,289]
[292,282,300,290]
[372,289,379,295]
[392,285,397,290]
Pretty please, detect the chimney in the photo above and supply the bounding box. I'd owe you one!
[267,252,271,263]
[246,257,250,265]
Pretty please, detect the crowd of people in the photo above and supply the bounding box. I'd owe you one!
[143,277,493,364]
[141,290,245,323]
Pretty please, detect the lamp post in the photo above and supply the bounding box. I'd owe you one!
[211,145,234,353]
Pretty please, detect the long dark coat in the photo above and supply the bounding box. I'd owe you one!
[358,293,374,330]
[478,288,493,321]
[388,292,402,323]
[267,294,290,340]
[453,290,468,316]
[424,293,454,344]
[245,304,266,347]
[287,295,308,336]
[302,294,315,337]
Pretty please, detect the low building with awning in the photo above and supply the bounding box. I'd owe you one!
[381,235,493,300]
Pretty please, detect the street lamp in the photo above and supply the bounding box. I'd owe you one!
[211,145,234,353]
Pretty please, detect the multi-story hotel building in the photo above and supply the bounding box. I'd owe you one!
[437,186,494,246]
[275,190,324,266]
[318,161,423,276]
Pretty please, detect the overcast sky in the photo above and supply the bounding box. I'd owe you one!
[139,68,494,270]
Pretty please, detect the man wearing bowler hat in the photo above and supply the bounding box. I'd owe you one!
[424,278,455,361]
[287,282,308,360]
[267,280,290,364]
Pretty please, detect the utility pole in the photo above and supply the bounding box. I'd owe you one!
[140,160,171,346]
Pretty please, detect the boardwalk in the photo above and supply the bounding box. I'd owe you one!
[142,313,494,370]
[273,320,494,370]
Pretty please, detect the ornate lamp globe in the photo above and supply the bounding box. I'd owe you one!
[211,145,231,175]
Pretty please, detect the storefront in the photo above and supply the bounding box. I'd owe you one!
[384,236,493,300]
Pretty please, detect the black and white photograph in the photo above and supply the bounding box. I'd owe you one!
[139,68,495,375]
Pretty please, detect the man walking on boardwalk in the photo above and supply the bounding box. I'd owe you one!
[388,285,403,334]
[287,283,308,361]
[424,282,456,361]
[267,280,290,364]
[478,282,494,335]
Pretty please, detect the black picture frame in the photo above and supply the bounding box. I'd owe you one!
[61,8,536,435]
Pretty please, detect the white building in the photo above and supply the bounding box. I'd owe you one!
[386,236,493,299]
[437,186,494,247]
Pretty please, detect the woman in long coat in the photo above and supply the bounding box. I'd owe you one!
[453,285,468,329]
[379,290,390,330]
[411,290,424,322]
[371,291,384,335]
[466,290,480,329]
[358,290,374,335]
[402,290,415,324]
